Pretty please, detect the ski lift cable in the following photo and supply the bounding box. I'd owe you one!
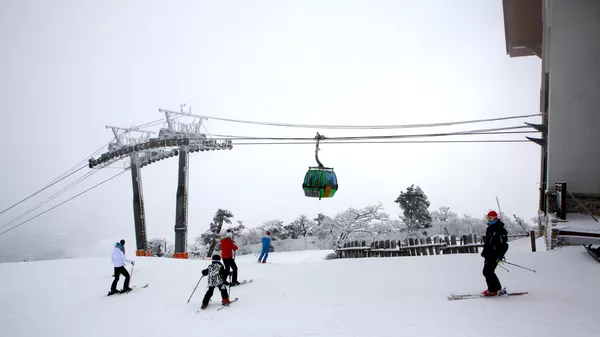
[205,125,535,141]
[192,113,541,130]
[0,170,127,237]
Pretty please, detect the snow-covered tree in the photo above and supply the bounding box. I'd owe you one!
[227,220,246,239]
[284,214,317,248]
[205,209,234,257]
[188,236,207,258]
[311,213,335,241]
[454,214,486,235]
[235,227,262,247]
[430,206,458,223]
[285,215,315,239]
[394,185,432,232]
[324,203,390,249]
[501,213,531,235]
[147,238,168,257]
[261,220,288,240]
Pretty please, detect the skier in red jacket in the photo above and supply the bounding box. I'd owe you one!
[220,230,240,286]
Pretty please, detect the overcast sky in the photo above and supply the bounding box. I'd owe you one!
[0,0,542,262]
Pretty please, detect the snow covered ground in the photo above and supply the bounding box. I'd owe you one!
[1,237,599,337]
[551,213,600,233]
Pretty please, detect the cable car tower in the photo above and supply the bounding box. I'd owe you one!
[104,125,156,253]
[90,104,233,257]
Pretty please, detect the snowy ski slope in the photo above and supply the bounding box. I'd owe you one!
[1,238,599,337]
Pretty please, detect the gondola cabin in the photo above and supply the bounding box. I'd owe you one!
[302,168,338,199]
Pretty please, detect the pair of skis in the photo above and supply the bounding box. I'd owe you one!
[448,288,528,301]
[195,297,239,312]
[106,283,149,296]
[196,279,253,312]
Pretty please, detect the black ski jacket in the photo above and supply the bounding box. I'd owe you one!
[202,261,229,287]
[481,220,509,262]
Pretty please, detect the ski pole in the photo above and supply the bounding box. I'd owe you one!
[497,263,510,272]
[130,262,135,280]
[504,261,536,273]
[187,275,205,303]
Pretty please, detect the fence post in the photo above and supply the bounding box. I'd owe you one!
[444,236,450,255]
[391,240,397,257]
[473,234,479,253]
[530,230,536,252]
[408,238,416,256]
[385,240,391,257]
[419,238,426,256]
[451,235,458,254]
[467,234,474,253]
[426,237,434,255]
[358,240,367,257]
[434,237,441,255]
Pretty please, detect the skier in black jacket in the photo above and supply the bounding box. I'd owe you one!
[200,254,231,309]
[480,210,509,296]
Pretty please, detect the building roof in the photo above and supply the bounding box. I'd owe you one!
[502,0,543,58]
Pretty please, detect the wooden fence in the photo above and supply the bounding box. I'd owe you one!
[336,232,535,258]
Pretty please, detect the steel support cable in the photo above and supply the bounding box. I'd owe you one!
[0,170,127,237]
[0,141,110,216]
[211,129,538,140]
[0,169,100,229]
[191,113,541,130]
[233,139,531,146]
[0,117,172,217]
[231,139,530,145]
[204,125,534,141]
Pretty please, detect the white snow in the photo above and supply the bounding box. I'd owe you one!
[1,238,599,337]
[551,213,600,233]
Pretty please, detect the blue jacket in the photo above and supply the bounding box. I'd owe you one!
[261,236,271,251]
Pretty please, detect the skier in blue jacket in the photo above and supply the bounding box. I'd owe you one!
[258,231,271,263]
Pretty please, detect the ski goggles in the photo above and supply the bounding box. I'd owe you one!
[487,215,497,221]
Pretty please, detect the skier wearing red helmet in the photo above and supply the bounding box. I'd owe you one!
[480,210,509,296]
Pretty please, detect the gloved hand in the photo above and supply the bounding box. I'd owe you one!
[202,269,208,276]
[480,252,485,258]
[498,256,506,263]
[131,261,135,265]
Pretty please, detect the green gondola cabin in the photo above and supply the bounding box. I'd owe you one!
[302,168,338,199]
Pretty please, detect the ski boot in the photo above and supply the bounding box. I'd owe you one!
[222,298,231,306]
[482,290,498,296]
[120,287,133,294]
[230,281,241,286]
[200,304,208,310]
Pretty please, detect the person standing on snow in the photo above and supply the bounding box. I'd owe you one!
[480,210,509,296]
[112,239,126,277]
[109,241,135,295]
[220,231,240,286]
[258,231,271,263]
[119,239,126,254]
[200,254,231,309]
